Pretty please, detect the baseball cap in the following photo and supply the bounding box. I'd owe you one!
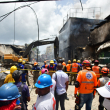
[96,81,110,98]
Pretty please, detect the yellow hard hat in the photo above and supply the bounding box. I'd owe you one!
[18,58,22,63]
[22,60,25,64]
[77,60,80,63]
[10,66,17,74]
[73,59,76,62]
[68,60,71,63]
[50,60,54,64]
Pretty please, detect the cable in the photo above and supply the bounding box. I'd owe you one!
[13,3,16,45]
[79,0,83,11]
[0,2,39,22]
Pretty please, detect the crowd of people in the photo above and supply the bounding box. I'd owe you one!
[0,58,110,110]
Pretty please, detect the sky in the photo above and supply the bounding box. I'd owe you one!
[0,0,110,54]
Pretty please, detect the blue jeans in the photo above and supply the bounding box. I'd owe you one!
[79,93,93,110]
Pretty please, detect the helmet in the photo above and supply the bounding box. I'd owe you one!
[34,62,38,66]
[62,58,65,61]
[101,67,109,73]
[35,74,52,88]
[82,60,90,66]
[94,60,99,63]
[73,59,76,62]
[18,58,22,63]
[10,66,17,74]
[0,83,21,101]
[77,60,80,63]
[44,61,46,63]
[41,68,49,74]
[22,60,25,64]
[12,70,22,80]
[50,60,54,64]
[58,59,63,63]
[68,60,71,63]
[53,59,56,62]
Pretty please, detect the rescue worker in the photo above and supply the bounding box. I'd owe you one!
[97,67,110,110]
[17,59,23,70]
[70,59,79,85]
[62,58,66,66]
[77,60,82,71]
[92,60,101,79]
[41,61,48,69]
[74,60,97,110]
[4,65,17,84]
[47,60,55,77]
[32,74,56,110]
[22,60,30,86]
[31,62,40,86]
[0,83,21,110]
[53,59,57,70]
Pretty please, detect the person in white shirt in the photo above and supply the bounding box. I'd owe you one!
[52,63,69,110]
[96,81,110,110]
[32,74,56,110]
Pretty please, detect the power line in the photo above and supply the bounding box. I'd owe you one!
[0,2,38,22]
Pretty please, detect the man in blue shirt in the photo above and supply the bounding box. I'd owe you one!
[31,62,40,86]
[12,70,30,110]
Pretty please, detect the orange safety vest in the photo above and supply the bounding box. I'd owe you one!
[45,64,48,68]
[92,66,100,78]
[72,63,78,72]
[77,70,97,94]
[66,64,71,72]
[62,62,66,66]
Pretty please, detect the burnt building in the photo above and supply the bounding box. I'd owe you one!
[58,17,101,63]
[87,15,110,64]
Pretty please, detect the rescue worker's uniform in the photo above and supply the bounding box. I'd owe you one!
[97,67,109,110]
[92,66,101,79]
[31,62,40,85]
[70,59,79,85]
[47,60,55,77]
[74,60,97,110]
[41,61,48,69]
[4,66,17,84]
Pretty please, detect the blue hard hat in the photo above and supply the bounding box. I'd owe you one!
[35,74,52,88]
[0,83,21,101]
[53,59,56,62]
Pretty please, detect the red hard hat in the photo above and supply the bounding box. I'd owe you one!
[82,60,90,66]
[94,60,99,63]
[101,67,109,73]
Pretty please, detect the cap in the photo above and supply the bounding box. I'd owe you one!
[96,81,110,98]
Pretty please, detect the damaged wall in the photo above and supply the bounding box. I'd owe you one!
[59,17,101,62]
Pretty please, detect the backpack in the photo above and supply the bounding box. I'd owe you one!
[18,83,26,110]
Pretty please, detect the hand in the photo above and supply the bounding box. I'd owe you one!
[74,94,77,98]
[14,104,21,110]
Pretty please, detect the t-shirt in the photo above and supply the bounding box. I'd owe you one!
[50,79,56,95]
[52,70,69,95]
[32,92,56,110]
[14,82,30,106]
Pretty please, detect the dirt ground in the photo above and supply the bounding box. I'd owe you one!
[27,74,100,110]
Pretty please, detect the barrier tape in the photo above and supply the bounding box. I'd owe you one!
[0,68,102,75]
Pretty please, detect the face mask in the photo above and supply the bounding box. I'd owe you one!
[103,98,110,110]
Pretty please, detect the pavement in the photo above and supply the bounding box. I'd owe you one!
[27,74,100,110]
